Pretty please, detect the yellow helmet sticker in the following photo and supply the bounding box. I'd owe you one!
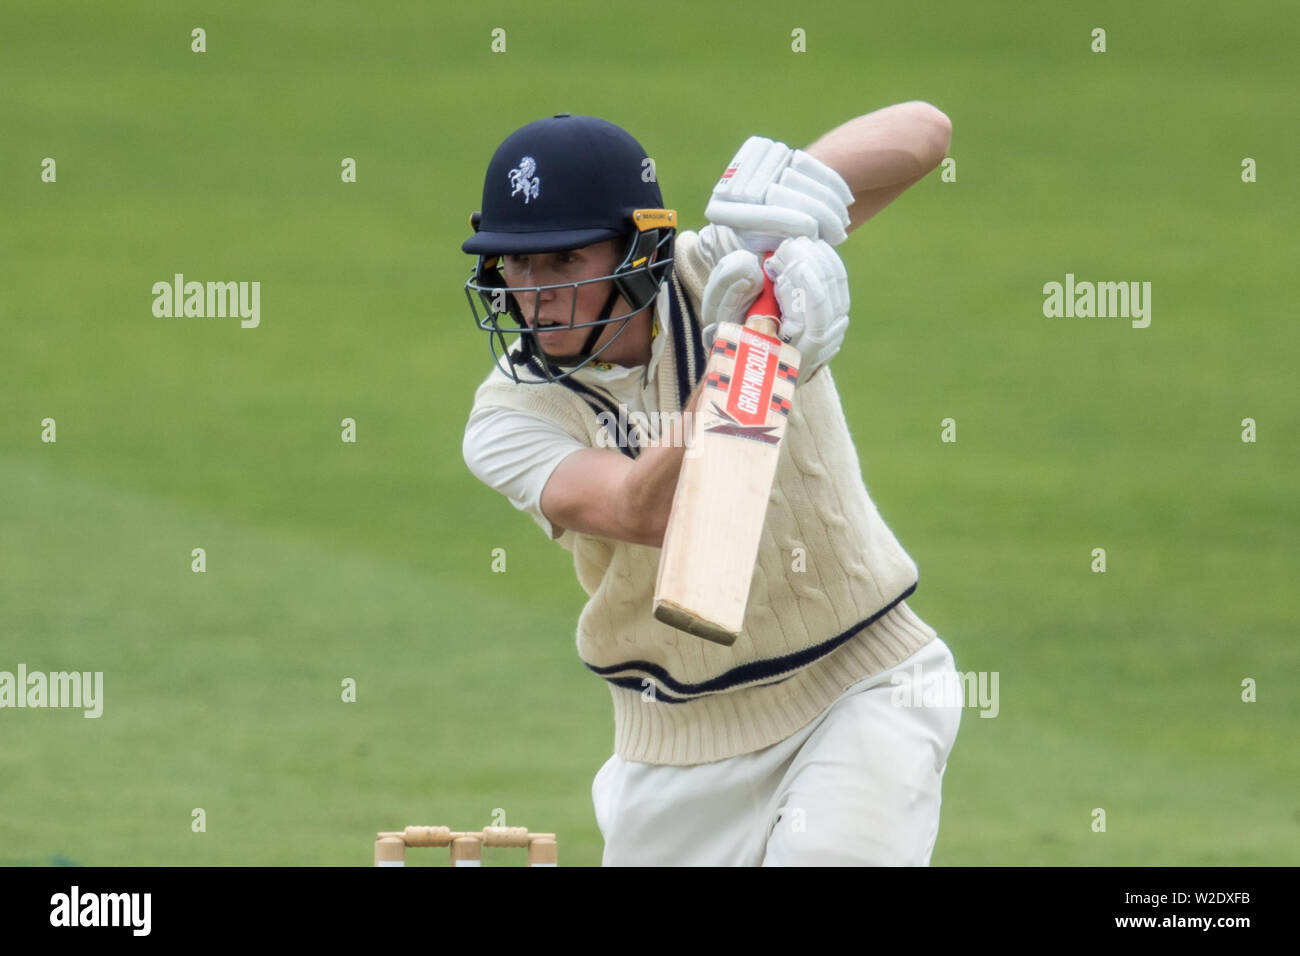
[632,209,676,231]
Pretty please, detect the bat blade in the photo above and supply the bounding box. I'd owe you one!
[654,279,799,646]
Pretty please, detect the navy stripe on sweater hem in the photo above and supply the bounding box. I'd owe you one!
[603,672,794,703]
[586,583,918,700]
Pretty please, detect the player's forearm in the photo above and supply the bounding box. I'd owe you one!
[805,101,951,229]
[617,379,707,548]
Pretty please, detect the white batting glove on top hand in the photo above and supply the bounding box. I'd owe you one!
[705,136,855,248]
[699,249,764,354]
[765,236,850,379]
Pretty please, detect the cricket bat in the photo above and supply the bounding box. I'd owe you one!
[653,257,799,646]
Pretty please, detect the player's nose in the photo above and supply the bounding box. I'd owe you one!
[517,263,559,295]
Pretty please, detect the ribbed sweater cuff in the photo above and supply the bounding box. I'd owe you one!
[670,230,709,304]
[608,599,937,766]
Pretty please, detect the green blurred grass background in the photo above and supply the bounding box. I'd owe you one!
[2,0,1296,865]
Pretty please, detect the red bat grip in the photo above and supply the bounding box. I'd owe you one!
[745,252,781,336]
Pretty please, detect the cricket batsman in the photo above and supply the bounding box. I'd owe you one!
[462,106,961,865]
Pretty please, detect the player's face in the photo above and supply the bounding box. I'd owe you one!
[501,239,628,354]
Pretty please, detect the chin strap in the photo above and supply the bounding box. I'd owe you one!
[577,286,622,358]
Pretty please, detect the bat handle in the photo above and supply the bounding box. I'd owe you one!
[745,252,780,338]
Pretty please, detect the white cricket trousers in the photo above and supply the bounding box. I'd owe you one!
[592,636,962,866]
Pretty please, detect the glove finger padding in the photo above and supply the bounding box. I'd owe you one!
[767,237,850,316]
[763,237,850,376]
[694,223,749,271]
[703,197,818,248]
[707,135,855,247]
[700,249,765,349]
[789,148,855,206]
[772,170,849,245]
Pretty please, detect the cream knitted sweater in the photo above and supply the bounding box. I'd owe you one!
[469,230,935,765]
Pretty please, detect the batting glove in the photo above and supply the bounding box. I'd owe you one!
[705,136,855,248]
[699,249,765,354]
[694,222,748,272]
[764,236,850,379]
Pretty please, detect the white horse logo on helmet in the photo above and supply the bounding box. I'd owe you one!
[508,156,540,204]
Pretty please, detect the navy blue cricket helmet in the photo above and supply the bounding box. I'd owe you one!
[463,113,676,382]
